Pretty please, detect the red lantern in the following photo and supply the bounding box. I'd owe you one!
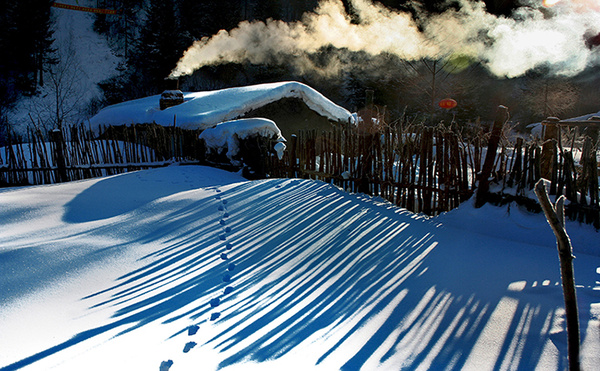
[439,98,457,110]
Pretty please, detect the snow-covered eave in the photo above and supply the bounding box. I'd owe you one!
[528,110,600,132]
[89,81,354,130]
[561,110,600,123]
[187,81,353,123]
[251,81,352,123]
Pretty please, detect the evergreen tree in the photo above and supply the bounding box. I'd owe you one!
[0,0,13,80]
[1,0,55,94]
[211,0,244,32]
[251,0,284,22]
[179,0,243,40]
[0,0,55,141]
[94,0,145,59]
[0,0,55,142]
[128,0,187,94]
[178,0,212,40]
[281,0,318,21]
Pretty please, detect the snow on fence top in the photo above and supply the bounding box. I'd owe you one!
[89,81,353,131]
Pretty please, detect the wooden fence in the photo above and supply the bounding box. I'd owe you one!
[266,123,476,216]
[2,118,599,227]
[264,115,599,227]
[0,123,203,186]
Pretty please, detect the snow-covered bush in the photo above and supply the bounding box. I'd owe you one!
[199,118,286,177]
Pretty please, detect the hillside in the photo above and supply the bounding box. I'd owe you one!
[8,0,119,133]
[1,166,599,370]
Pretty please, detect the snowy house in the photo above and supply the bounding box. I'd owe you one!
[89,81,353,140]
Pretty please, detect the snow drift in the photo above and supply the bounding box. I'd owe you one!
[0,165,599,370]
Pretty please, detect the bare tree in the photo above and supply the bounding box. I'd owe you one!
[534,180,581,371]
[521,78,580,119]
[26,28,85,132]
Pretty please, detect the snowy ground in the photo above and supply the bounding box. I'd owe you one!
[0,165,599,371]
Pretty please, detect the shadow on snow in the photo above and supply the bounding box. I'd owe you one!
[4,173,591,370]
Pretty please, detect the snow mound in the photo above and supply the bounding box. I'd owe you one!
[1,166,599,371]
[199,118,285,162]
[89,81,353,130]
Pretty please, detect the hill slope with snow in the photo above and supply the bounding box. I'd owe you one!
[9,1,119,132]
[0,166,599,370]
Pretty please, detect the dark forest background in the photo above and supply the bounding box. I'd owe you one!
[1,0,599,138]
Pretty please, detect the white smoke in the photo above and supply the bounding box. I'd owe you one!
[169,0,600,79]
[479,1,600,76]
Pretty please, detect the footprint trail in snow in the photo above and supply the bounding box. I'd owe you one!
[161,187,237,368]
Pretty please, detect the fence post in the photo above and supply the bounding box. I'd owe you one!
[288,134,297,178]
[51,128,68,183]
[358,132,372,195]
[475,105,509,208]
[581,137,599,206]
[541,117,559,182]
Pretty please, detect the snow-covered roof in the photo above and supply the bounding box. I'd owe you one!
[561,110,600,122]
[528,109,600,137]
[89,81,353,130]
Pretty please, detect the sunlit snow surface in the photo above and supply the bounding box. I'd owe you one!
[0,166,599,371]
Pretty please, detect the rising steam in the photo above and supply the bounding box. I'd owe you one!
[170,0,600,79]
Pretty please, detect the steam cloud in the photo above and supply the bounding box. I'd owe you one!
[170,0,600,79]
